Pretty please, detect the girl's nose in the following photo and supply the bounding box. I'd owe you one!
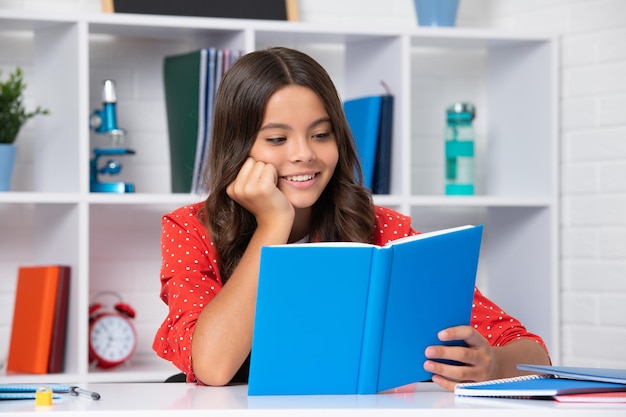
[289,137,315,162]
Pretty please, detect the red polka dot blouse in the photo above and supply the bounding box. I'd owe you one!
[153,203,548,382]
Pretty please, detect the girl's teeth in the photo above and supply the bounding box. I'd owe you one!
[286,174,314,182]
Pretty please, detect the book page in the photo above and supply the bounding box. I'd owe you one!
[268,241,375,248]
[384,225,475,246]
[267,225,476,249]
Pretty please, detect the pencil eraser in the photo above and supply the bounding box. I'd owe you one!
[35,386,53,406]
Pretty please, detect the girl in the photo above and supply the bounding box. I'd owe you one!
[153,47,550,391]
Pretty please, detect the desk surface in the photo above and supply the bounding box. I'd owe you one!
[1,382,625,416]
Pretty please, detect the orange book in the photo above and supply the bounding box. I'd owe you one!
[7,265,71,374]
[48,266,71,373]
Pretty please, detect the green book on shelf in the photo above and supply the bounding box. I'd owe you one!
[163,48,243,194]
[163,49,207,193]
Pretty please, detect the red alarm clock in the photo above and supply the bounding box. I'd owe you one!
[88,292,137,369]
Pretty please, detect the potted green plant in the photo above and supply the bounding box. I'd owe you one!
[0,67,49,191]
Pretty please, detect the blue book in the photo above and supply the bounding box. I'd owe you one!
[372,95,393,194]
[516,364,626,385]
[455,374,626,398]
[248,224,483,396]
[344,94,394,195]
[343,95,383,192]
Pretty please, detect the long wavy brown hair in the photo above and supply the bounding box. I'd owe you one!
[201,47,376,282]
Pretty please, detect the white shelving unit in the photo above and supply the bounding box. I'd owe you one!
[0,9,559,383]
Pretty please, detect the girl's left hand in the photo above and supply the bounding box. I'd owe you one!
[423,325,495,391]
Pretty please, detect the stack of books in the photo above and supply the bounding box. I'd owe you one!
[163,48,244,194]
[455,364,626,403]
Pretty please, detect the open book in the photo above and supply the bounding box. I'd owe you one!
[248,224,483,395]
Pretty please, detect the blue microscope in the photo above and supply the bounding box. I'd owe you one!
[89,80,135,193]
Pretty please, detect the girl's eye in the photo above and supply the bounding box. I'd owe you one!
[312,132,331,140]
[266,136,286,145]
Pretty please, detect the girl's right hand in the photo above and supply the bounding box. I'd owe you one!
[226,157,294,229]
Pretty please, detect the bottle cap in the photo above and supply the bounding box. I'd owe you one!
[446,102,475,121]
[35,386,53,406]
[102,80,117,103]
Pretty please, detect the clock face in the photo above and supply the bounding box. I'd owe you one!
[90,314,136,364]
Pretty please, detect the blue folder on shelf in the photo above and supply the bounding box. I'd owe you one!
[343,94,394,194]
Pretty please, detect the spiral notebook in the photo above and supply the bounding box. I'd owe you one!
[454,374,626,398]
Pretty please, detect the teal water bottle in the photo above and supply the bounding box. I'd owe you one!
[445,102,475,195]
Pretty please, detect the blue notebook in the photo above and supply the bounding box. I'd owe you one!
[372,95,393,194]
[343,95,383,191]
[516,364,626,385]
[454,374,626,398]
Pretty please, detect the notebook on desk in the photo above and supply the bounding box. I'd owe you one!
[454,374,626,398]
[516,364,626,385]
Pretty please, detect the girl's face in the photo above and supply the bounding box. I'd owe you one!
[249,85,339,210]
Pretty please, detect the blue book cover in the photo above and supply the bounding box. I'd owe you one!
[343,95,383,191]
[248,224,483,396]
[516,364,626,385]
[372,95,393,195]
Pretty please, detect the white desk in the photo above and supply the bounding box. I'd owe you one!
[1,382,625,416]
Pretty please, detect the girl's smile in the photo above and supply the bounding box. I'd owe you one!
[280,172,319,189]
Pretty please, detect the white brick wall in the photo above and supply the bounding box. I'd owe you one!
[482,0,626,368]
[1,0,625,368]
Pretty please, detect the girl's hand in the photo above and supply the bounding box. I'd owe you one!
[423,325,551,392]
[423,325,495,391]
[226,157,294,229]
